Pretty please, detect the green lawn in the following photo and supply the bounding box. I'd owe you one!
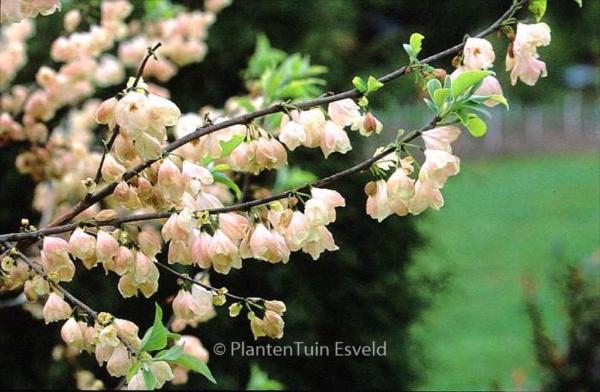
[408,151,600,390]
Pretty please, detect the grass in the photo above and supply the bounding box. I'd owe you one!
[408,151,600,391]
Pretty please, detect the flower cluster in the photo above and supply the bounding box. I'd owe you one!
[278,98,382,158]
[366,125,462,220]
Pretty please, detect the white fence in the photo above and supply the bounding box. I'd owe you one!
[377,91,600,157]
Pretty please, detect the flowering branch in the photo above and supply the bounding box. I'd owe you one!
[1,0,527,244]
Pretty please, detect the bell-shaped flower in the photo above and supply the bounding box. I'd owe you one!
[419,149,460,189]
[506,22,551,86]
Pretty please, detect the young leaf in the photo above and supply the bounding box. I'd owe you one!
[427,78,442,99]
[423,98,438,114]
[139,303,168,353]
[410,33,425,58]
[170,353,217,384]
[154,345,184,362]
[352,76,367,93]
[450,70,492,98]
[466,114,487,137]
[528,0,547,22]
[366,76,384,94]
[403,43,414,60]
[201,134,246,166]
[212,171,243,200]
[433,88,451,108]
[142,369,157,390]
[573,0,582,7]
[126,361,142,383]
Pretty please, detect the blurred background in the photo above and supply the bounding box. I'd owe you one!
[1,0,598,390]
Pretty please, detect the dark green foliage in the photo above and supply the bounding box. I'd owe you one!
[523,252,600,392]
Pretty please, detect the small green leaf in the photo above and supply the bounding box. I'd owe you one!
[403,43,414,60]
[170,353,216,384]
[451,70,493,98]
[139,303,168,353]
[528,0,547,22]
[201,134,245,166]
[443,74,452,89]
[154,345,184,362]
[352,76,367,93]
[410,33,425,57]
[212,172,242,200]
[466,114,487,137]
[427,78,442,99]
[573,0,582,7]
[433,88,451,108]
[126,361,142,383]
[423,98,438,114]
[142,368,157,390]
[366,76,384,94]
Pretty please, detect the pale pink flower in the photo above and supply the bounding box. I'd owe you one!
[168,240,193,265]
[113,318,141,349]
[191,231,214,269]
[387,168,415,204]
[506,22,551,86]
[248,223,290,264]
[210,229,242,274]
[463,37,495,70]
[365,180,392,222]
[283,210,311,251]
[43,292,72,324]
[68,228,97,266]
[419,149,460,189]
[218,213,249,241]
[421,125,461,152]
[61,317,84,350]
[278,116,307,151]
[320,120,352,158]
[357,112,383,137]
[63,9,81,32]
[304,198,331,226]
[408,180,445,215]
[262,310,285,339]
[106,344,132,377]
[327,98,362,128]
[101,154,126,183]
[475,75,504,107]
[297,108,326,148]
[301,225,339,260]
[96,230,120,264]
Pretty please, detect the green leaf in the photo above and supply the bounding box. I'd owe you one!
[573,0,582,7]
[154,345,184,362]
[126,361,142,383]
[201,134,245,166]
[403,43,414,60]
[352,76,367,93]
[466,114,487,137]
[443,74,452,89]
[528,0,547,22]
[142,369,157,390]
[426,78,442,99]
[246,363,284,390]
[409,33,425,58]
[451,70,493,98]
[366,76,384,94]
[274,166,318,192]
[212,171,242,200]
[423,98,438,114]
[139,303,168,353]
[433,88,451,108]
[170,353,216,384]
